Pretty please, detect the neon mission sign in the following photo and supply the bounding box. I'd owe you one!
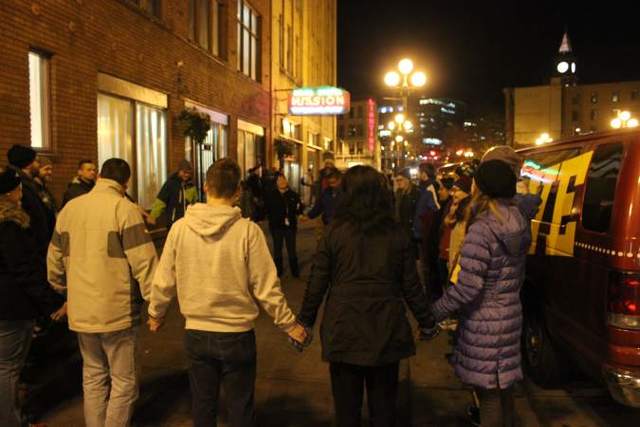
[288,87,351,115]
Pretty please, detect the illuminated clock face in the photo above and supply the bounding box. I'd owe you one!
[557,61,570,74]
[571,62,576,73]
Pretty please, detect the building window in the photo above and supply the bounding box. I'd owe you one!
[133,0,161,18]
[612,92,620,103]
[189,0,222,56]
[338,125,344,138]
[590,110,598,121]
[591,93,598,104]
[237,0,260,80]
[571,95,580,105]
[631,90,639,101]
[28,51,50,149]
[97,93,167,209]
[571,111,580,122]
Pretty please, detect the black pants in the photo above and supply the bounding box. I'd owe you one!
[329,362,399,427]
[474,386,515,427]
[270,227,299,277]
[184,330,257,427]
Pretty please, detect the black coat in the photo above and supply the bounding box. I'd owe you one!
[395,186,420,238]
[61,177,95,208]
[298,222,435,366]
[18,170,53,259]
[264,188,303,230]
[0,211,63,320]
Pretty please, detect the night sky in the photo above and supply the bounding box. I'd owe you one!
[338,1,640,116]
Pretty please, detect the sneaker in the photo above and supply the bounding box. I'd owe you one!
[438,318,459,331]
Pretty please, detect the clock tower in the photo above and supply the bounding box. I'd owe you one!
[554,31,578,86]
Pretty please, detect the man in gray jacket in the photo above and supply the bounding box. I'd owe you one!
[48,158,158,427]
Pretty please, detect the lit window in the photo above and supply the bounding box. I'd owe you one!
[28,51,50,149]
[189,0,222,56]
[97,93,167,209]
[237,0,260,80]
[591,93,598,104]
[612,92,620,103]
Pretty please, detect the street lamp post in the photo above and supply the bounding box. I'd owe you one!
[611,110,639,129]
[384,58,427,169]
[387,113,413,171]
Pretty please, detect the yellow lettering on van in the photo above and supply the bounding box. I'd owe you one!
[546,151,593,256]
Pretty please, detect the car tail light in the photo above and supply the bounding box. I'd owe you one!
[608,272,640,329]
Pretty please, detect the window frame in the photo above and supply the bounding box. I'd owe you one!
[236,0,260,81]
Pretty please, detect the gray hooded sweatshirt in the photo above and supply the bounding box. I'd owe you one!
[149,203,296,333]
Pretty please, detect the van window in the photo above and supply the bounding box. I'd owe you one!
[582,143,624,233]
[521,148,581,183]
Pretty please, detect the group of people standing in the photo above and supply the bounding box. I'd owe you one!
[1,141,540,427]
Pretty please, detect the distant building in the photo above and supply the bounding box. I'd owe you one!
[336,99,379,169]
[505,32,640,147]
[271,0,337,192]
[415,97,466,148]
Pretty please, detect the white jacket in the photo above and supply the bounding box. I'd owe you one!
[47,179,158,333]
[149,203,297,333]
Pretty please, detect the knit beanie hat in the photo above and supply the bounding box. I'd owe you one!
[178,159,193,172]
[0,167,21,194]
[481,146,523,177]
[8,145,37,169]
[453,175,472,194]
[398,168,412,180]
[474,159,517,199]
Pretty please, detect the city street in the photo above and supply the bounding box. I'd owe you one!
[25,223,640,426]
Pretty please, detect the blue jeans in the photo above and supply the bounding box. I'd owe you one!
[0,320,34,427]
[185,329,257,427]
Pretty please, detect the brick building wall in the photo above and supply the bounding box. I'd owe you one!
[0,0,271,203]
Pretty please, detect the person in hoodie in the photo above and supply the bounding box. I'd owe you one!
[147,160,198,229]
[264,173,304,278]
[431,158,538,427]
[0,166,66,427]
[148,158,308,427]
[61,159,97,208]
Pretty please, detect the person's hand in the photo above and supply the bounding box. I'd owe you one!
[147,315,164,333]
[287,323,310,352]
[146,215,156,226]
[418,325,440,341]
[50,303,67,321]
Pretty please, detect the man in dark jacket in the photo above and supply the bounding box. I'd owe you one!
[7,145,52,259]
[246,164,265,221]
[395,168,421,254]
[307,170,341,226]
[264,173,304,277]
[61,159,96,208]
[148,160,198,229]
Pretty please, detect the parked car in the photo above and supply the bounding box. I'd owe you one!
[517,129,640,408]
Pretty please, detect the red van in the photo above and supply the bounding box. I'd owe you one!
[517,129,640,407]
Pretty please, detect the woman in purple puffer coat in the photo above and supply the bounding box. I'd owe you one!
[432,158,537,427]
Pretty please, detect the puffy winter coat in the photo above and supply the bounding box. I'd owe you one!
[432,198,535,389]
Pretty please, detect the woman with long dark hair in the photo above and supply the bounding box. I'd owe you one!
[298,165,437,427]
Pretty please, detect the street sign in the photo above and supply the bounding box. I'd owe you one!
[288,86,351,115]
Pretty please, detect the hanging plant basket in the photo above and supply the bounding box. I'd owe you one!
[177,108,211,144]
